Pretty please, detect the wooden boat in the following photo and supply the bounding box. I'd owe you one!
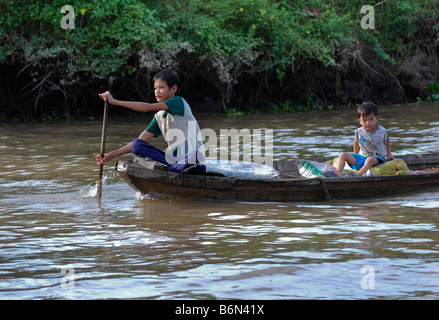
[115,153,439,202]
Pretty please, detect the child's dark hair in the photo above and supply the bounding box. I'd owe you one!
[357,102,378,118]
[153,69,180,89]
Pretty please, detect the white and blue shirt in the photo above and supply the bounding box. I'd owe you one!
[146,96,205,159]
[355,125,388,158]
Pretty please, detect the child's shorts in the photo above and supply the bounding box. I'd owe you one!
[348,153,386,170]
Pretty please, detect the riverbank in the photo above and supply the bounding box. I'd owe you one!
[1,1,438,122]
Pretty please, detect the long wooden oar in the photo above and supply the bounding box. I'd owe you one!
[97,100,109,198]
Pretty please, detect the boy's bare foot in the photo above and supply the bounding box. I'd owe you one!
[333,169,343,177]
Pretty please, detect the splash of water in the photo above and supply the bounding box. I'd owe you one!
[135,191,165,201]
[79,172,116,198]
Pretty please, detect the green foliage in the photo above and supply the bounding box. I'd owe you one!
[41,110,62,121]
[427,83,439,102]
[416,83,439,102]
[1,0,166,79]
[1,0,438,119]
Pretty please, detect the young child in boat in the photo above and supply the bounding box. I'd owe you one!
[95,69,205,174]
[333,102,394,177]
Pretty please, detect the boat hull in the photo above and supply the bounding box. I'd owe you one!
[116,153,439,202]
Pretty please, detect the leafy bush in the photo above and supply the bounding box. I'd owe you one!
[1,0,438,120]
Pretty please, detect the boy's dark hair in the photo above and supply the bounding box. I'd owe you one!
[357,102,378,118]
[153,69,180,89]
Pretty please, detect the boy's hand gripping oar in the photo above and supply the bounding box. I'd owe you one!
[97,100,109,198]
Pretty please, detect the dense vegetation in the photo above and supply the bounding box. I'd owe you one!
[1,0,438,121]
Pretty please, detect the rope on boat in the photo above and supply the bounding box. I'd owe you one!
[318,178,335,201]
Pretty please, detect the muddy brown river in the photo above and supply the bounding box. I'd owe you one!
[1,102,438,299]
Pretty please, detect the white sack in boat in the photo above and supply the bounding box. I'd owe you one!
[205,160,280,179]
